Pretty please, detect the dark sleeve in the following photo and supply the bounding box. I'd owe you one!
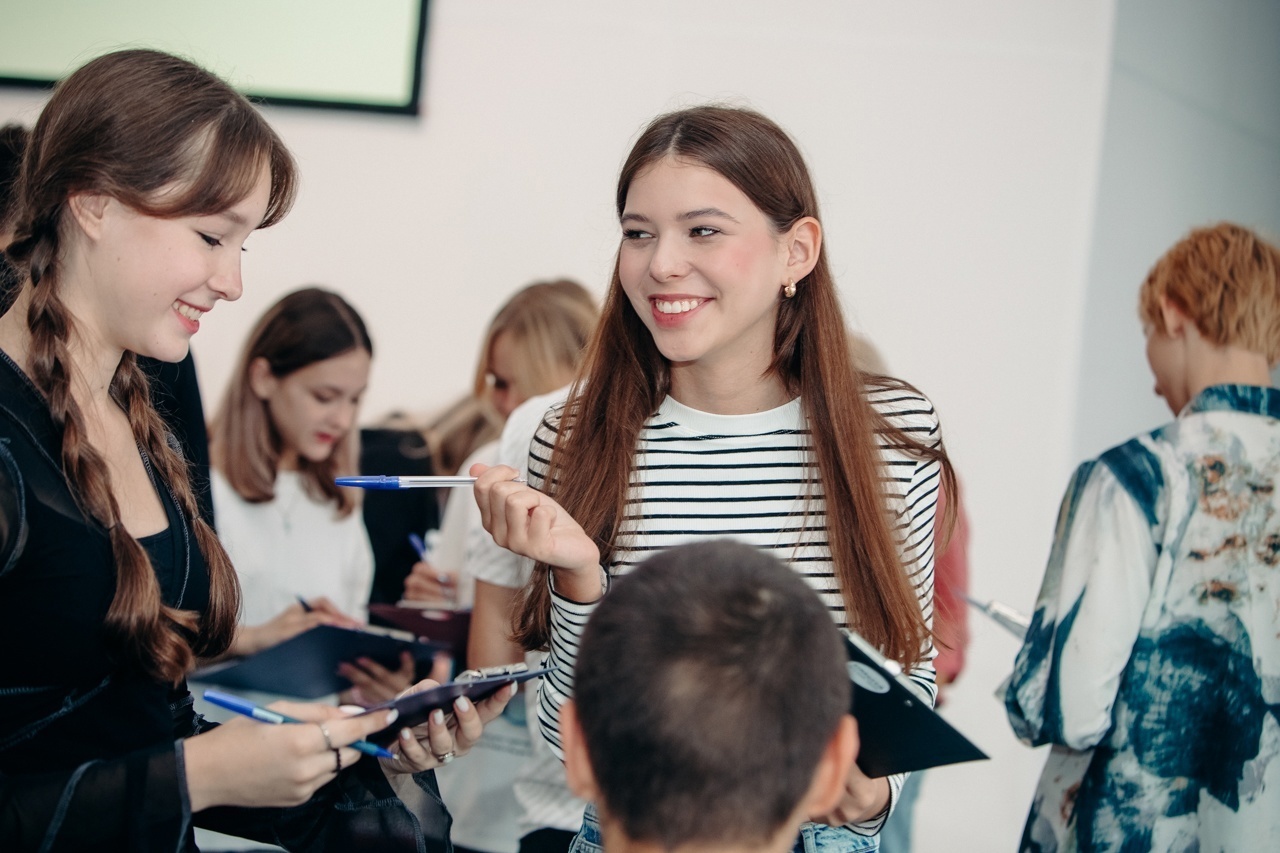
[0,742,190,853]
[195,757,452,853]
[0,437,26,578]
[187,716,451,853]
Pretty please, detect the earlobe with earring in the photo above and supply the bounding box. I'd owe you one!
[782,278,797,299]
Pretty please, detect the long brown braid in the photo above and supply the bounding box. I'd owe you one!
[7,49,297,683]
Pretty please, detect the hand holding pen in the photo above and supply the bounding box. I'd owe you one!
[232,596,362,657]
[184,692,402,811]
[402,531,459,606]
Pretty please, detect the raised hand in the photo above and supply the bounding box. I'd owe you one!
[471,463,602,600]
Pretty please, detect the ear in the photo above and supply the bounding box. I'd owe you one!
[1157,295,1192,339]
[560,701,602,802]
[783,216,822,283]
[66,193,111,241]
[247,357,278,401]
[802,715,858,818]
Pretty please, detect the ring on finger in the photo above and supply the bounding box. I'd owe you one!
[316,723,335,752]
[333,748,343,773]
[432,750,456,765]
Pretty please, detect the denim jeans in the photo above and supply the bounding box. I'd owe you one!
[878,769,922,852]
[568,803,879,853]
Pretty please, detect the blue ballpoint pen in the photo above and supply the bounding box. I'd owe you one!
[202,689,396,760]
[336,474,526,489]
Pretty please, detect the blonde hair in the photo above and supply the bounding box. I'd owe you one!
[423,279,599,475]
[1139,223,1280,363]
[473,279,599,408]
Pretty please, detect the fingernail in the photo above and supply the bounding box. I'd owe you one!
[455,696,472,713]
[401,728,413,742]
[386,709,399,725]
[432,709,445,725]
[509,683,519,697]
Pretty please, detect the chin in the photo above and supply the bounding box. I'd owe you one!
[134,340,192,364]
[301,444,339,464]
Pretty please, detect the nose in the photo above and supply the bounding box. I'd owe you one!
[648,235,689,282]
[332,400,358,433]
[211,253,244,302]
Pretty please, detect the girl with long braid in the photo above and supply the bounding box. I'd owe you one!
[0,49,507,851]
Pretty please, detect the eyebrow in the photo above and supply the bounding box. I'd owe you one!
[619,207,739,225]
[218,210,249,227]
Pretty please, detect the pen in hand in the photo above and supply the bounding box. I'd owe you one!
[296,595,314,613]
[202,689,396,760]
[408,533,457,601]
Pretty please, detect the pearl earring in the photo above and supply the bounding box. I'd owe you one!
[782,279,797,298]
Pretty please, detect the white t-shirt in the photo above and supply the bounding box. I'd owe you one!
[212,468,374,623]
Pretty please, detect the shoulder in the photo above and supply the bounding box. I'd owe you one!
[504,386,569,467]
[865,377,940,437]
[1094,433,1168,529]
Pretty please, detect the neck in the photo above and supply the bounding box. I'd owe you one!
[1185,339,1273,404]
[668,362,792,415]
[599,816,798,853]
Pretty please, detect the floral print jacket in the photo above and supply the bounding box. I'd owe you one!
[1006,385,1280,852]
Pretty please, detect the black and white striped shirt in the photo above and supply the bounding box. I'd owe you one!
[532,383,942,835]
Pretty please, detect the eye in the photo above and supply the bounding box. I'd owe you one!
[622,228,653,241]
[689,226,719,238]
[312,390,338,403]
[199,233,222,248]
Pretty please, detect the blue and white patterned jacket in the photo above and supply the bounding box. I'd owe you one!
[1006,385,1280,852]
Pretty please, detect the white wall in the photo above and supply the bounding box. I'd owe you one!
[1073,0,1280,461]
[0,3,1119,849]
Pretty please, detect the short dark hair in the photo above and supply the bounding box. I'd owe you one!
[574,539,851,849]
[0,123,27,233]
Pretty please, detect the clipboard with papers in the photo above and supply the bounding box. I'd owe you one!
[191,625,447,699]
[843,630,988,777]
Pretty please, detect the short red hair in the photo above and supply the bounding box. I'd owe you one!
[1139,223,1280,363]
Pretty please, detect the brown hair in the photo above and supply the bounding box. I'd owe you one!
[515,106,952,667]
[575,540,849,847]
[5,49,297,683]
[1139,222,1280,363]
[210,287,371,516]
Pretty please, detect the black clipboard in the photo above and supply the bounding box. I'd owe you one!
[360,666,555,746]
[191,625,447,699]
[844,631,988,777]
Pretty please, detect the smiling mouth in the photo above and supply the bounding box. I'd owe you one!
[173,301,206,322]
[654,298,706,315]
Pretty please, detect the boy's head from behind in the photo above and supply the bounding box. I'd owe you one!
[562,539,855,853]
[1139,222,1280,363]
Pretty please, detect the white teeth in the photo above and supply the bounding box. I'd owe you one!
[173,302,204,321]
[655,299,701,314]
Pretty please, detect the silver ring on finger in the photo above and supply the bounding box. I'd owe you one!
[316,723,335,752]
[333,747,343,773]
[432,750,456,765]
